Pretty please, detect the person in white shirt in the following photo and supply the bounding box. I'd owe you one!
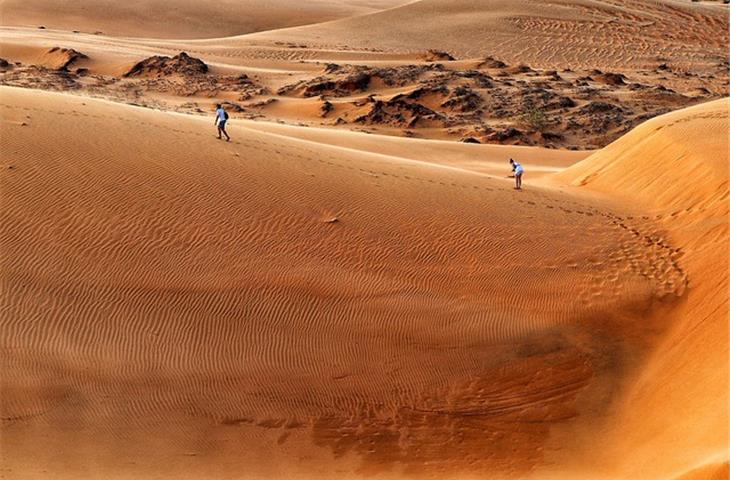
[214,104,230,141]
[509,158,524,190]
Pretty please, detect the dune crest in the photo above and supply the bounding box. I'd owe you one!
[553,99,729,479]
[249,0,729,70]
[0,0,410,38]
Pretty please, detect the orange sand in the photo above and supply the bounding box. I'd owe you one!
[1,1,728,478]
[1,87,727,479]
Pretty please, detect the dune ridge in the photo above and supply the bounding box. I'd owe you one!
[553,98,730,479]
[0,0,410,39]
[246,0,729,70]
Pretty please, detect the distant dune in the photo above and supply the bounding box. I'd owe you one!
[249,0,729,69]
[0,0,408,38]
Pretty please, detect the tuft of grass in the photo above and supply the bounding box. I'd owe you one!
[521,106,548,132]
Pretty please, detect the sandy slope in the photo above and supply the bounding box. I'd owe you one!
[4,0,726,73]
[553,98,730,479]
[2,21,724,152]
[235,121,591,177]
[0,0,408,39]
[248,0,729,70]
[0,0,727,477]
[3,0,725,152]
[1,85,724,479]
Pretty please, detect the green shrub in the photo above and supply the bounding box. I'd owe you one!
[521,106,548,131]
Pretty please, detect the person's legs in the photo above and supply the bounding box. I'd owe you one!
[216,125,222,139]
[516,173,522,189]
[218,121,230,141]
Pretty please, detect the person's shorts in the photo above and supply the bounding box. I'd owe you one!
[515,170,523,176]
[218,120,227,129]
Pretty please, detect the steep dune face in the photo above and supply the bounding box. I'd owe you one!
[0,86,696,478]
[0,0,408,39]
[556,99,729,215]
[555,99,729,478]
[251,0,729,69]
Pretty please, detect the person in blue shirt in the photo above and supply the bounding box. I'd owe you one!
[509,158,524,190]
[214,104,230,141]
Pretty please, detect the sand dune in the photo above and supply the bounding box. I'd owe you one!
[557,99,729,212]
[0,0,408,39]
[2,24,723,150]
[2,0,725,151]
[248,0,729,70]
[2,85,725,478]
[554,98,729,479]
[235,120,591,177]
[1,0,728,477]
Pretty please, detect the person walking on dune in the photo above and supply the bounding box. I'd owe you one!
[214,103,230,141]
[509,158,524,190]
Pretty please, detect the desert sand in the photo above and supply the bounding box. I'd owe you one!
[0,0,409,38]
[0,1,728,479]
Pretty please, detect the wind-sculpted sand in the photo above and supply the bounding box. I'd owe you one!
[1,1,727,149]
[2,86,726,479]
[0,0,409,39]
[552,98,729,479]
[1,0,728,478]
[248,0,729,70]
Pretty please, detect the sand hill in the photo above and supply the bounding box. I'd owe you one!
[2,0,726,150]
[249,0,729,70]
[1,85,727,478]
[0,0,728,478]
[551,98,729,479]
[0,0,409,38]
